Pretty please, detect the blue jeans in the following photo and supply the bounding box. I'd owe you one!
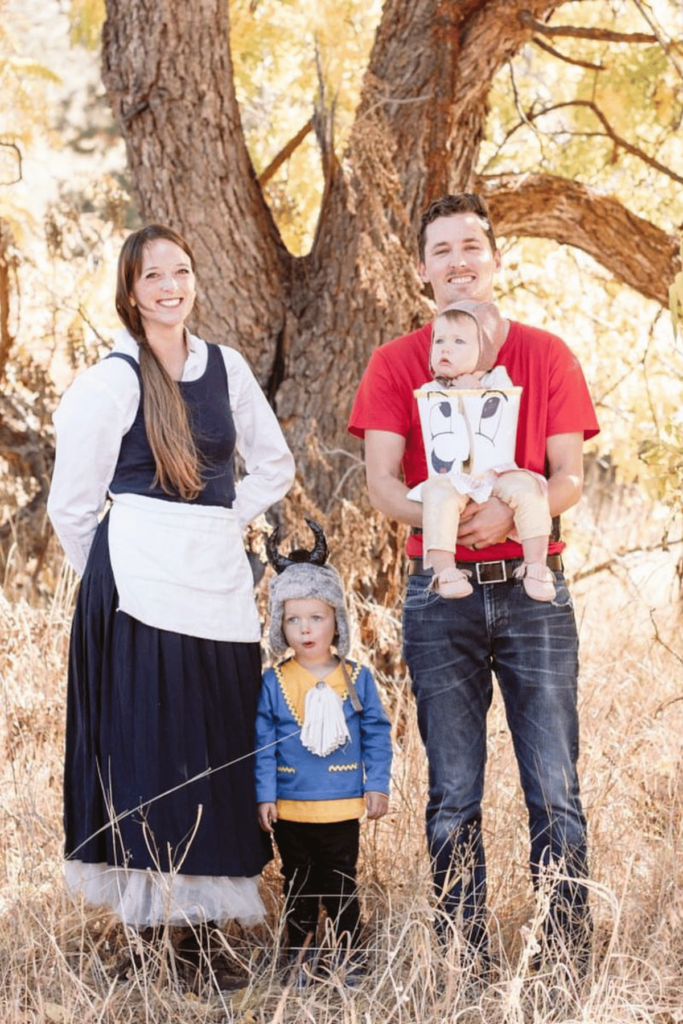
[402,565,590,955]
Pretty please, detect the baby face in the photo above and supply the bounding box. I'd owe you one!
[430,313,480,380]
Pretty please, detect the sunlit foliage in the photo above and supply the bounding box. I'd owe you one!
[68,0,105,49]
[479,0,683,492]
[230,0,383,253]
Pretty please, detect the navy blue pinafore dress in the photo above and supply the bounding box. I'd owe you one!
[63,343,271,920]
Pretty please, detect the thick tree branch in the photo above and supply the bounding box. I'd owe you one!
[312,43,342,201]
[479,173,681,306]
[357,0,566,226]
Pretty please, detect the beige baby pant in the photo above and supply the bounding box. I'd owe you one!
[421,471,552,568]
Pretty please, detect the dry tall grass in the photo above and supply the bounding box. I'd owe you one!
[1,491,682,1023]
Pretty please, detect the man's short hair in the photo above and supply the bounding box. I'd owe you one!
[418,193,497,261]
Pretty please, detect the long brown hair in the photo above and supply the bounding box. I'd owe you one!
[116,224,203,500]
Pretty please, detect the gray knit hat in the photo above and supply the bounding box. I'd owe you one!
[266,519,351,658]
[435,300,506,372]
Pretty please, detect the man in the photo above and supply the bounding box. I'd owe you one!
[348,193,599,969]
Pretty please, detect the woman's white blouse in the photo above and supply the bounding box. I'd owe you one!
[48,329,295,577]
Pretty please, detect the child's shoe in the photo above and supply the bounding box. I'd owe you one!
[513,562,556,602]
[428,566,473,599]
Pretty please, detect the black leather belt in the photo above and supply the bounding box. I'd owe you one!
[408,554,563,583]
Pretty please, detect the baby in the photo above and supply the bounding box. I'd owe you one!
[416,301,556,601]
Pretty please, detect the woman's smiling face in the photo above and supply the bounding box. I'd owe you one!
[130,238,196,333]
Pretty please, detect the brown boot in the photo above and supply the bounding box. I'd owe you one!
[114,926,163,981]
[175,923,249,993]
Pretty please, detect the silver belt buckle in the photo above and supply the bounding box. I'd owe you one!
[476,560,507,584]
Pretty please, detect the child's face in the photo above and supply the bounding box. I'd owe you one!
[282,597,336,665]
[430,314,480,379]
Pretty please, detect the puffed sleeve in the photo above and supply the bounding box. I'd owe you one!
[219,347,295,529]
[47,358,140,575]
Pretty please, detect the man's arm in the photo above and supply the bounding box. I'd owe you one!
[458,432,585,549]
[545,431,585,517]
[364,429,423,527]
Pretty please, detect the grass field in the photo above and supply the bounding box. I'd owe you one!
[1,494,682,1023]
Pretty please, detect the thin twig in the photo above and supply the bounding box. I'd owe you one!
[572,537,683,584]
[519,100,683,186]
[650,608,683,684]
[519,11,658,45]
[629,0,683,81]
[531,36,604,71]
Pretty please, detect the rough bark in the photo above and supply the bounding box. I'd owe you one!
[365,0,566,222]
[101,0,291,381]
[0,219,17,384]
[100,0,682,510]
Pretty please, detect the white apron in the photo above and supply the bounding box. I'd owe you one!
[108,492,261,642]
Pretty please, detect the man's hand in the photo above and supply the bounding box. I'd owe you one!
[365,791,389,820]
[458,496,513,550]
[258,802,278,833]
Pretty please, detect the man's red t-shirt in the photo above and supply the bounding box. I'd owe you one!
[348,320,600,561]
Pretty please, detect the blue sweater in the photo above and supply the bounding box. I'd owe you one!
[254,659,392,804]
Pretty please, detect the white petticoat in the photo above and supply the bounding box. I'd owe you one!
[64,860,266,928]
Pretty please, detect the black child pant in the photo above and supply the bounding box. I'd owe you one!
[273,818,361,952]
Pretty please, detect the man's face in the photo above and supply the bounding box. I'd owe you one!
[418,213,501,311]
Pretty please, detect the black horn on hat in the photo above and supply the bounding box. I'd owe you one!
[266,517,329,574]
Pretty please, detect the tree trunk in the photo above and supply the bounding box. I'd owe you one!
[0,219,17,384]
[101,0,681,513]
[102,0,290,382]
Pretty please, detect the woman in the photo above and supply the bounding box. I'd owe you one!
[48,225,295,982]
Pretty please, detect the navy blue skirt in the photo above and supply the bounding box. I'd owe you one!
[64,514,272,879]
